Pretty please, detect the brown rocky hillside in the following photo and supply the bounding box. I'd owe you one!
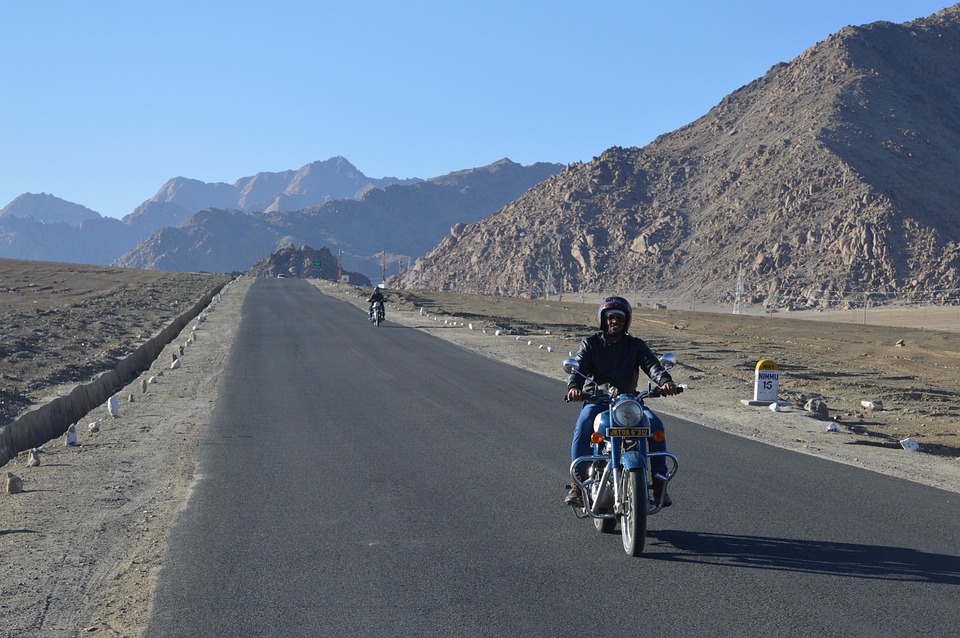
[246,244,371,284]
[404,6,960,309]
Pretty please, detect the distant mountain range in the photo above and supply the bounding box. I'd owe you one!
[121,156,422,235]
[0,193,102,226]
[0,157,562,280]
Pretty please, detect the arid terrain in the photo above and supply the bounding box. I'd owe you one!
[0,259,232,427]
[2,261,959,636]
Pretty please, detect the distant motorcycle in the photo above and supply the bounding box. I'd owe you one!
[370,300,385,326]
[564,354,682,556]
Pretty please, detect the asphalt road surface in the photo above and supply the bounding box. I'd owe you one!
[146,278,960,637]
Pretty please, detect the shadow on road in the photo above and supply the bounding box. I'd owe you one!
[647,530,960,584]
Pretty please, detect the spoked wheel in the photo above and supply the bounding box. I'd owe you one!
[620,470,648,556]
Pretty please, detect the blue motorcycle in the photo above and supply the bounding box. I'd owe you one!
[563,354,681,556]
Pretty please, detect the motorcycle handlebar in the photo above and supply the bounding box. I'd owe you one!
[647,385,685,399]
[569,384,686,403]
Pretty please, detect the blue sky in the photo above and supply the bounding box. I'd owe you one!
[1,1,952,219]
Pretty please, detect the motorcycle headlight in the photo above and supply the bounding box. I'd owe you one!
[612,399,644,427]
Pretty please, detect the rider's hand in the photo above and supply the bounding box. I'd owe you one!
[565,387,583,402]
[658,382,680,396]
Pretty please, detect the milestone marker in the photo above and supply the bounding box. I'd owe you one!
[741,359,782,407]
[753,359,780,403]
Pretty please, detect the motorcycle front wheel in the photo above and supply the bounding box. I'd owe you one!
[620,470,647,556]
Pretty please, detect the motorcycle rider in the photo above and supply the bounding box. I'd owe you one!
[368,286,386,321]
[564,296,680,508]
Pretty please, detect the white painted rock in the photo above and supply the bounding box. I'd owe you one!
[65,423,79,446]
[900,438,920,453]
[107,396,119,418]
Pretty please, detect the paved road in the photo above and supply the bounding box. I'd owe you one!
[146,278,960,637]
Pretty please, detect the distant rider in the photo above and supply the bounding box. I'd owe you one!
[368,286,386,321]
[564,296,680,507]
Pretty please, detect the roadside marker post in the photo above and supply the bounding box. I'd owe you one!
[741,359,782,407]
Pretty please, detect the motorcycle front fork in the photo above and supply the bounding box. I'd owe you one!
[572,452,679,518]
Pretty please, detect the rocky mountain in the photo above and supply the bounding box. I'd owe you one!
[0,193,139,264]
[0,215,144,264]
[404,6,960,309]
[246,244,371,285]
[114,159,563,281]
[0,193,102,226]
[122,156,419,234]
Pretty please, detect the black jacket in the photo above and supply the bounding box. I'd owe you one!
[567,332,672,396]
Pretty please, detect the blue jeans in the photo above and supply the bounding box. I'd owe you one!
[571,402,667,479]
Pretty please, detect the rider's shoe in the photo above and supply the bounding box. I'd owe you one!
[652,478,673,507]
[564,482,583,507]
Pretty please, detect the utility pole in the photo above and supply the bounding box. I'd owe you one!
[733,263,745,315]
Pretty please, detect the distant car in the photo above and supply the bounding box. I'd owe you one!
[276,274,287,278]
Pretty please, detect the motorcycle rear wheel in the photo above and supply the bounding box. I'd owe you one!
[594,516,616,534]
[590,479,616,533]
[620,470,647,556]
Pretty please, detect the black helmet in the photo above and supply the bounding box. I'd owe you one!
[598,296,632,332]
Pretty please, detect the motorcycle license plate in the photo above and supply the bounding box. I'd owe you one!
[608,427,650,437]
